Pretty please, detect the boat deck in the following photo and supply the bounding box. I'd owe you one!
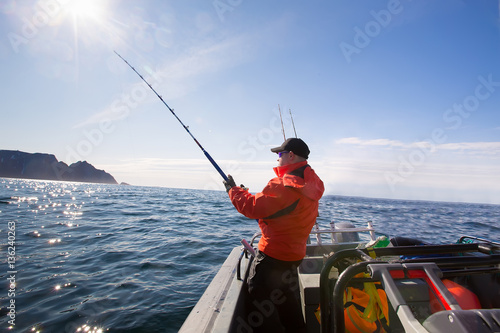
[180,224,500,332]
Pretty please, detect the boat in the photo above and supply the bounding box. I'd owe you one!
[179,221,500,332]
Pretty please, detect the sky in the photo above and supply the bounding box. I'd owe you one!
[1,0,499,204]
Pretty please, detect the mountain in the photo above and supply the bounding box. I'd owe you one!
[0,150,118,184]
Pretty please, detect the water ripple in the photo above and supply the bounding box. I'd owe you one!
[0,179,499,331]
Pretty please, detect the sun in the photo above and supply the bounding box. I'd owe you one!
[60,0,115,63]
[63,0,112,45]
[66,0,105,21]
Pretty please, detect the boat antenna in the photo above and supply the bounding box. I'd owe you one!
[278,104,286,141]
[289,109,297,138]
[114,51,228,181]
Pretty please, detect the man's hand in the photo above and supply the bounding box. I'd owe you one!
[223,175,237,192]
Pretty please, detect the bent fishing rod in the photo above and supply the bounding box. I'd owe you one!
[114,51,228,182]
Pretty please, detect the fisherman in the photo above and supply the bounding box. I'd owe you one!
[224,138,325,332]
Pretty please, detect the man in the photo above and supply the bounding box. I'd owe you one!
[224,138,325,332]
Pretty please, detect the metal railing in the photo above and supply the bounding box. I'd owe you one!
[309,221,378,245]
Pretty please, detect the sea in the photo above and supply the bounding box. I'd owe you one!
[0,178,499,332]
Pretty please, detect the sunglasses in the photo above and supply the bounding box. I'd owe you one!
[278,151,290,158]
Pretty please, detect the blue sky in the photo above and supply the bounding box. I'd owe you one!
[1,0,499,204]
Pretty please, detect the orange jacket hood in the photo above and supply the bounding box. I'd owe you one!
[273,161,324,202]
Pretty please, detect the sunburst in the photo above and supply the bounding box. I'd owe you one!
[66,0,105,21]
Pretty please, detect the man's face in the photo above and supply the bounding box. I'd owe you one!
[277,151,293,166]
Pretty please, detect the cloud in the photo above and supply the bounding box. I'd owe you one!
[336,137,500,156]
[74,35,256,128]
[335,137,406,148]
[438,142,500,154]
[73,29,268,129]
[73,9,296,129]
[321,137,500,203]
[317,153,500,204]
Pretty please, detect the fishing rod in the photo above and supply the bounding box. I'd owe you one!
[114,51,228,181]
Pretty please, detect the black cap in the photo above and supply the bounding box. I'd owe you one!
[271,138,310,159]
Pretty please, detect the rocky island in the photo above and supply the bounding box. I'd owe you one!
[0,150,118,184]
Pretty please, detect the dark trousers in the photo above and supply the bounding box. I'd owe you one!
[244,251,306,333]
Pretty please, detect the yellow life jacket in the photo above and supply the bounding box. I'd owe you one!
[343,274,390,333]
[314,273,390,333]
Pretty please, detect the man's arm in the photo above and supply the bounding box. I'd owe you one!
[229,181,298,220]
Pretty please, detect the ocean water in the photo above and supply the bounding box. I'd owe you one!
[0,178,499,332]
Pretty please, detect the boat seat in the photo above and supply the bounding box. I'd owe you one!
[298,272,321,333]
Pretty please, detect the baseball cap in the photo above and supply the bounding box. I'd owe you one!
[270,138,310,159]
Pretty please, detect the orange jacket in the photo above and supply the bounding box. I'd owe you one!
[229,161,325,261]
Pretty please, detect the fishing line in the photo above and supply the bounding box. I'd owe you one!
[114,51,228,181]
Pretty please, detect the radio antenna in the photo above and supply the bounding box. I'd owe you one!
[289,109,297,138]
[278,104,286,141]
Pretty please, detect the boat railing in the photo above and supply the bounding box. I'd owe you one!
[458,235,500,246]
[236,221,381,280]
[309,220,378,246]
